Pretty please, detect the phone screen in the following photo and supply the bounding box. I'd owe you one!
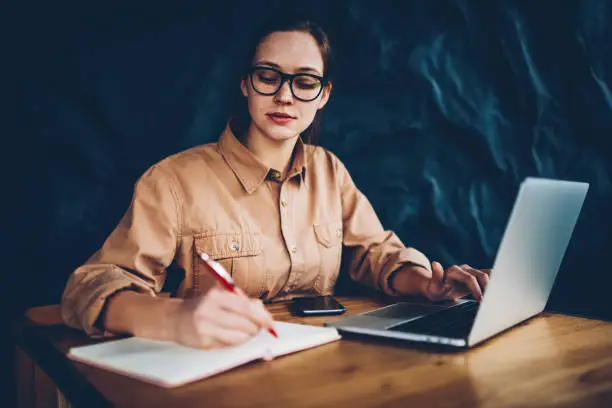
[292,296,347,316]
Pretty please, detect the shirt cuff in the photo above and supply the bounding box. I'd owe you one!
[61,267,156,338]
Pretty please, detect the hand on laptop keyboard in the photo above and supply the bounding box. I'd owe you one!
[392,262,491,303]
[423,262,491,302]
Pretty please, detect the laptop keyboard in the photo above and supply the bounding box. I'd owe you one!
[388,301,479,338]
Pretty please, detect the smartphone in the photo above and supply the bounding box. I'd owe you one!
[291,296,347,316]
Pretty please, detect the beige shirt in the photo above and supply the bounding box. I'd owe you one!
[61,123,431,336]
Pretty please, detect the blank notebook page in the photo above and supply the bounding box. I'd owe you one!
[68,321,340,388]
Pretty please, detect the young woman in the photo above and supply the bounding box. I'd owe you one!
[61,18,489,350]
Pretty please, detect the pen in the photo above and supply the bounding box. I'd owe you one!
[198,252,279,339]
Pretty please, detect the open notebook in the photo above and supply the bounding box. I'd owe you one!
[68,321,341,388]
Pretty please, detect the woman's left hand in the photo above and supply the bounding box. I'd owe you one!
[422,262,492,302]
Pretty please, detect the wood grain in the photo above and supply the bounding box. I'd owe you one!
[16,297,612,408]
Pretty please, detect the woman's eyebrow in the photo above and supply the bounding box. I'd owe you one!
[254,60,322,75]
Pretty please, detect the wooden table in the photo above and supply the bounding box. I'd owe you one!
[14,296,612,407]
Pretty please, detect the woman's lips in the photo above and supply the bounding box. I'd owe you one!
[266,114,295,125]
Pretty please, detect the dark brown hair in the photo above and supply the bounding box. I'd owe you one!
[230,16,334,146]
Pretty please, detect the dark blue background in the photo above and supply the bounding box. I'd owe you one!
[5,3,612,398]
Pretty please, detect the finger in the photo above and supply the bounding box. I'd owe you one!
[204,287,243,306]
[210,326,252,347]
[443,287,470,301]
[422,262,452,301]
[181,320,243,349]
[214,290,253,314]
[213,291,273,331]
[202,308,260,336]
[248,299,275,329]
[205,338,226,349]
[431,261,445,285]
[460,264,490,292]
[446,265,483,301]
[434,274,468,301]
[234,287,249,298]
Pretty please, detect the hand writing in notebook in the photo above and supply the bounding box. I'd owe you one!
[172,285,275,350]
[199,253,279,339]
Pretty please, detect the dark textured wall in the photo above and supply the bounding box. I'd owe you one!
[7,0,612,322]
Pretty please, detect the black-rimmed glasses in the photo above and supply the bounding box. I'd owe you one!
[248,66,328,102]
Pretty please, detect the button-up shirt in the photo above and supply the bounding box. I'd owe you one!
[61,123,431,336]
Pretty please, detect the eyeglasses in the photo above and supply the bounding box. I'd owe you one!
[248,66,328,102]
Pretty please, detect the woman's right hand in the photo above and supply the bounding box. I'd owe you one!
[171,288,275,349]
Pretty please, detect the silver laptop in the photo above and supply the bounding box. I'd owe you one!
[326,178,589,349]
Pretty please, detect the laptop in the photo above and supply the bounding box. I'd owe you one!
[326,177,589,349]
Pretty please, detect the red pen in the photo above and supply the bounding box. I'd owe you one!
[199,252,279,338]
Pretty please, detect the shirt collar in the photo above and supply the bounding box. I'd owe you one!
[217,122,308,194]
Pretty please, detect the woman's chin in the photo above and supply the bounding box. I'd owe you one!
[263,127,300,142]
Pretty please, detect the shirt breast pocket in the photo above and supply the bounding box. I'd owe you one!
[193,232,264,297]
[313,221,343,295]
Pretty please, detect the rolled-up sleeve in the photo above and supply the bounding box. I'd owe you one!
[333,155,431,295]
[60,164,181,337]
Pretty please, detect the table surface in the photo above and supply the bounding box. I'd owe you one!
[15,296,612,408]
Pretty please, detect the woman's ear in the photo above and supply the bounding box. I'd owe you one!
[240,78,248,97]
[317,81,333,110]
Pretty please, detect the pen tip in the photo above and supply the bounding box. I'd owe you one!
[269,328,279,338]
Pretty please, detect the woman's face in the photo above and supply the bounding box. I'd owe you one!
[241,30,331,142]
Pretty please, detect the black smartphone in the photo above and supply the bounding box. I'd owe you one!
[291,296,347,316]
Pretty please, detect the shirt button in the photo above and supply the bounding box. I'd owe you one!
[290,245,297,253]
[280,199,287,208]
[336,228,342,238]
[230,241,240,251]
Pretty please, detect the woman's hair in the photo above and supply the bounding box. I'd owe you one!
[230,15,334,146]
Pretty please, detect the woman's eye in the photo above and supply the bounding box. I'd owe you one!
[257,74,278,83]
[295,79,318,89]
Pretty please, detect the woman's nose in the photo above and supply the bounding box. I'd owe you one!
[274,80,293,104]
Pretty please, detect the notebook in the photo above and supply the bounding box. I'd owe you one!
[67,321,341,388]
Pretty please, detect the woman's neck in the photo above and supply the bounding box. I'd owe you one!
[244,122,298,177]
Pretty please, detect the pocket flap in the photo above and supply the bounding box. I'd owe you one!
[313,221,343,248]
[194,232,262,259]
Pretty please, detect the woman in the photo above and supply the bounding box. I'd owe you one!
[61,18,489,349]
